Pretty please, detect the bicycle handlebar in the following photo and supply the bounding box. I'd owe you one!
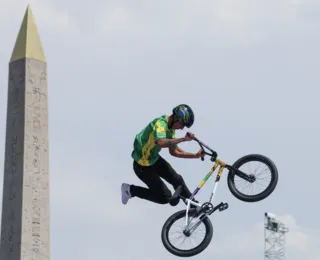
[187,133,218,162]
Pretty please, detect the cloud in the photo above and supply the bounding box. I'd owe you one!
[205,214,319,260]
[92,0,320,46]
[277,215,309,251]
[93,5,145,36]
[29,0,80,34]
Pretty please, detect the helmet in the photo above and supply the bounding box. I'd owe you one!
[172,104,194,128]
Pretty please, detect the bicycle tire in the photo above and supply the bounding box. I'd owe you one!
[227,154,278,202]
[161,209,213,257]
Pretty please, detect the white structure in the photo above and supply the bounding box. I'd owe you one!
[264,212,289,260]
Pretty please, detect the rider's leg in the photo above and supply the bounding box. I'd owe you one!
[122,160,173,205]
[155,156,198,206]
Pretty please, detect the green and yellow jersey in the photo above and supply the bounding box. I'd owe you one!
[131,115,176,166]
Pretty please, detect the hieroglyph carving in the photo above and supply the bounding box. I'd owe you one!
[0,60,25,260]
[0,58,50,260]
[21,59,50,260]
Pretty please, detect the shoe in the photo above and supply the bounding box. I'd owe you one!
[121,183,132,205]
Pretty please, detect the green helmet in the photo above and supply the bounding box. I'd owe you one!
[172,104,194,128]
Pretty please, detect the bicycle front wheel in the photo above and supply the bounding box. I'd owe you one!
[161,209,213,257]
[227,154,278,202]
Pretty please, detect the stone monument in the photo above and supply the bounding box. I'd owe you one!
[0,5,50,260]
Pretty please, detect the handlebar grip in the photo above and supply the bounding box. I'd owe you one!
[200,150,205,161]
[186,132,199,142]
[187,132,195,140]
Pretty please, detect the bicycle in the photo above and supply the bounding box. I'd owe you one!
[161,136,278,257]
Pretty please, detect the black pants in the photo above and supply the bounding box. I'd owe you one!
[130,156,193,204]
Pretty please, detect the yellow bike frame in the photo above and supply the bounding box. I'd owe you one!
[187,158,228,209]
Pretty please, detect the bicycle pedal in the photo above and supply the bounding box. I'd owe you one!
[218,203,229,212]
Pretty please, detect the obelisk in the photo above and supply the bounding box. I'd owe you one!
[0,5,50,260]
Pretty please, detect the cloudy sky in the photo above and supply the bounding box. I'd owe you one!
[0,0,320,259]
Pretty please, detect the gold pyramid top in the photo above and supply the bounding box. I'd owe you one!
[10,4,46,62]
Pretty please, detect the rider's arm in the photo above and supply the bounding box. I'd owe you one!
[169,145,198,158]
[156,137,186,148]
[154,119,186,148]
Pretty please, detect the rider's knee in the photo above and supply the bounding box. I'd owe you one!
[175,174,183,183]
[159,198,171,204]
[157,195,171,204]
[160,190,172,204]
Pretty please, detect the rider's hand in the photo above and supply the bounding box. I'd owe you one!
[184,132,195,141]
[194,149,204,159]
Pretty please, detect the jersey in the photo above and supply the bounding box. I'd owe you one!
[131,115,176,166]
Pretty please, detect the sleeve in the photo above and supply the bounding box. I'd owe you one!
[154,120,168,142]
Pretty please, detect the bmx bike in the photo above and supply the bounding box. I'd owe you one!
[161,136,278,257]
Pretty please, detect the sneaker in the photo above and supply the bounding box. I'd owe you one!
[121,183,132,205]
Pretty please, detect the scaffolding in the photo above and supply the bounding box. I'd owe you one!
[264,212,289,260]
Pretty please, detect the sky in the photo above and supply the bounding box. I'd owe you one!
[0,0,320,259]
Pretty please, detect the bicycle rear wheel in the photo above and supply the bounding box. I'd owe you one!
[227,154,278,202]
[161,208,213,257]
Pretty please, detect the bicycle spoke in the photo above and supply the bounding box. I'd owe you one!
[167,216,207,251]
[232,160,273,196]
